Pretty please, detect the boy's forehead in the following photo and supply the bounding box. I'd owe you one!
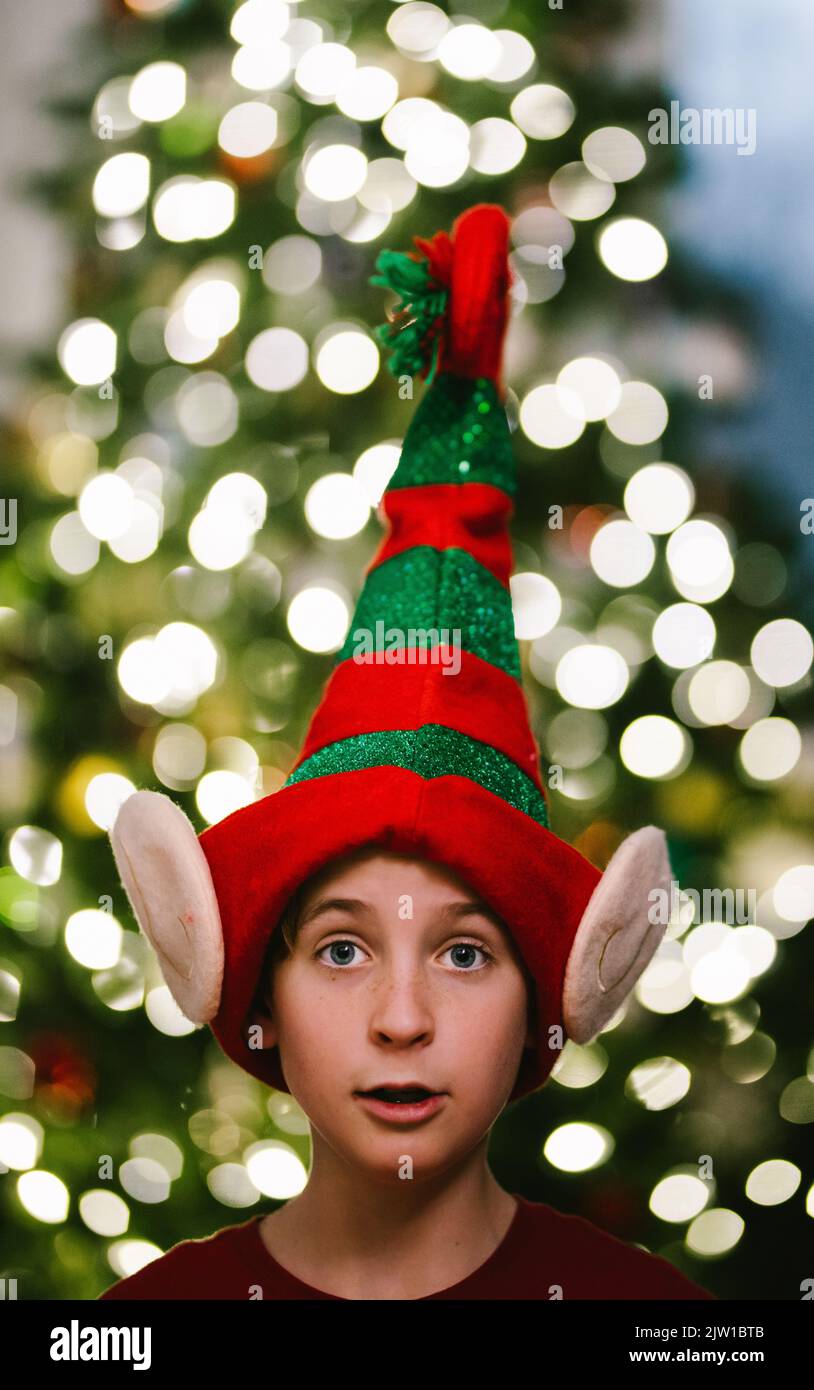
[299,850,510,936]
[303,848,483,902]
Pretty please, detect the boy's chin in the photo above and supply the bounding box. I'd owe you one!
[340,1115,494,1180]
[345,1140,460,1187]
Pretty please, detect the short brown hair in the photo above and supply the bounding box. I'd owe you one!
[272,880,308,958]
[251,881,306,1014]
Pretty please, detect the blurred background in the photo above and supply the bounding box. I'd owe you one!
[0,0,812,1300]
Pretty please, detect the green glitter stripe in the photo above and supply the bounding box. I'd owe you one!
[283,725,549,828]
[335,545,520,681]
[387,373,516,498]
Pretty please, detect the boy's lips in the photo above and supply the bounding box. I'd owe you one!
[353,1086,447,1124]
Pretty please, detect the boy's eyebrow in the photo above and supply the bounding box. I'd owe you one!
[299,896,504,931]
[300,896,369,928]
[439,901,504,930]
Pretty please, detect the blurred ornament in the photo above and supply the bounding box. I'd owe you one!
[30,1032,98,1122]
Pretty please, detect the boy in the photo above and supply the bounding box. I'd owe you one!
[99,204,715,1300]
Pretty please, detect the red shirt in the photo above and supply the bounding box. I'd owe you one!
[98,1193,716,1300]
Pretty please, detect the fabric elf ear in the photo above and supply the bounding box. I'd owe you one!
[561,826,672,1043]
[108,789,224,1023]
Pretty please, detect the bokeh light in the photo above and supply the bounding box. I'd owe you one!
[129,61,186,122]
[597,216,668,281]
[555,644,629,709]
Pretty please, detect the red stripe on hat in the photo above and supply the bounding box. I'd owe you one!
[366,482,515,587]
[291,647,547,795]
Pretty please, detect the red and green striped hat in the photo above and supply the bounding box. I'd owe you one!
[109,203,672,1104]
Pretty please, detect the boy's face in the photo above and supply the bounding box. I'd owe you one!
[248,850,536,1184]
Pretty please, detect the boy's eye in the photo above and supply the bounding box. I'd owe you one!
[318,940,364,968]
[443,943,493,971]
[316,940,493,971]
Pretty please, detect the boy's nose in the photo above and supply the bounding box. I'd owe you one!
[366,970,436,1045]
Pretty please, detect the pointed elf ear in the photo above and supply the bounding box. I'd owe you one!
[562,826,672,1044]
[109,789,224,1024]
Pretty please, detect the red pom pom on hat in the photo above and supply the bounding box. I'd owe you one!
[412,203,514,393]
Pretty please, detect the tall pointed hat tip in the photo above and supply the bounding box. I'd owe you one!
[370,200,513,391]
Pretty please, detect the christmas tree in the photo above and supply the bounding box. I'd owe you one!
[1,0,811,1300]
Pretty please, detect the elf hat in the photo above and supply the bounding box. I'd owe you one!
[108,202,672,1104]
